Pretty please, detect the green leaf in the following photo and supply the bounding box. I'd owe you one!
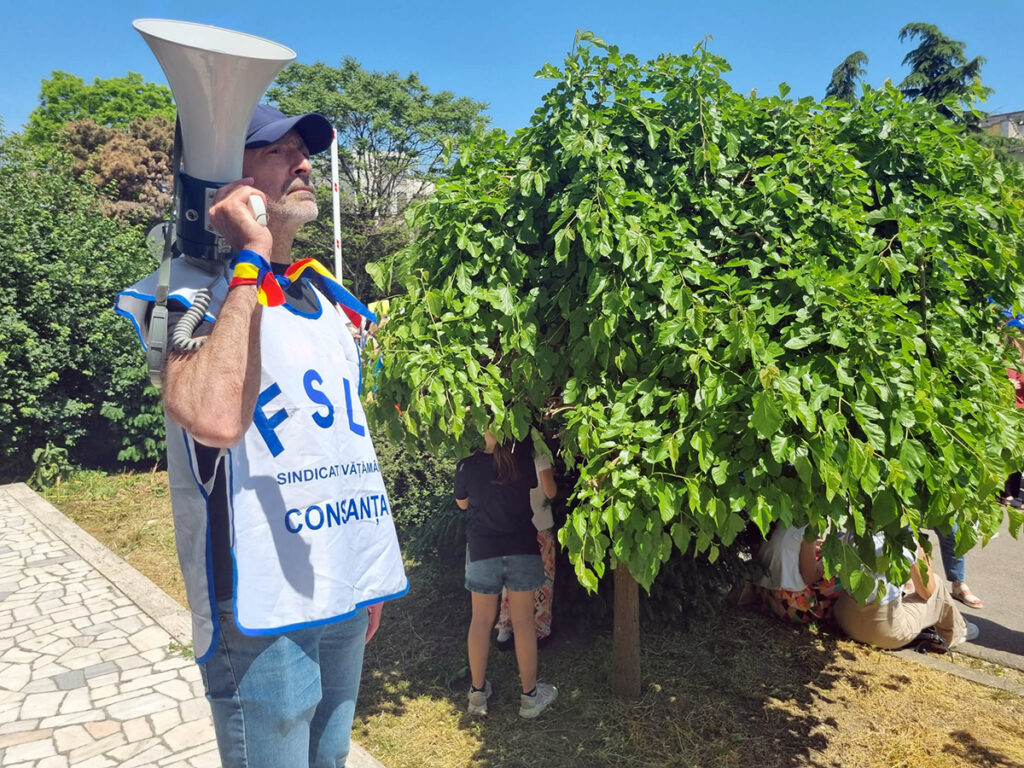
[752,391,784,438]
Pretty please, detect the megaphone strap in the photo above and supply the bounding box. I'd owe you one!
[230,251,377,327]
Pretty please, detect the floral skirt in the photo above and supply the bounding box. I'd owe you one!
[755,579,839,624]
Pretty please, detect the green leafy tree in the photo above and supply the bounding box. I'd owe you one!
[266,59,489,300]
[825,51,869,102]
[0,132,163,481]
[367,34,1024,692]
[26,71,175,145]
[898,23,991,118]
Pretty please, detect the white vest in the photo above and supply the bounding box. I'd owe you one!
[117,261,407,661]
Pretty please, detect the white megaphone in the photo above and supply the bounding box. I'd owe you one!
[134,19,295,260]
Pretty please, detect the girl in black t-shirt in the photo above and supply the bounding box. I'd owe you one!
[454,432,558,719]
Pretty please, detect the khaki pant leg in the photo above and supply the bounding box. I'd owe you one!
[834,593,917,649]
[900,573,967,647]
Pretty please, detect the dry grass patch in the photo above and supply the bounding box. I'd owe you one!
[44,472,1024,768]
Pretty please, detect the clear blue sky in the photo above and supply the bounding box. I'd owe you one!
[2,0,1022,136]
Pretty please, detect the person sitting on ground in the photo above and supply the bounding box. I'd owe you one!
[834,532,978,650]
[455,431,558,719]
[754,524,839,624]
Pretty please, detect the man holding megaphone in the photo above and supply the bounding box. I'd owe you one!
[118,103,408,768]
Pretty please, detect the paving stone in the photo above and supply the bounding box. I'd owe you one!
[54,669,86,691]
[178,697,211,722]
[68,732,126,763]
[119,742,173,767]
[163,718,216,752]
[59,687,93,714]
[4,734,58,762]
[85,720,121,740]
[36,755,70,768]
[89,683,119,700]
[23,678,59,694]
[155,678,196,701]
[150,706,184,734]
[75,754,118,768]
[82,661,119,679]
[53,724,92,752]
[0,727,53,749]
[106,691,176,720]
[38,708,105,729]
[122,716,153,742]
[188,750,223,768]
[32,663,70,679]
[0,664,31,692]
[108,738,160,762]
[0,719,39,736]
[98,644,135,662]
[20,690,66,719]
[1,647,39,664]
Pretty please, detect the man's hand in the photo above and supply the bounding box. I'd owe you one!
[366,603,382,644]
[209,178,273,256]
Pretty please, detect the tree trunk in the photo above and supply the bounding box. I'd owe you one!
[611,564,641,698]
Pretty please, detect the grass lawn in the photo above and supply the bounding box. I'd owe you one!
[44,471,1024,768]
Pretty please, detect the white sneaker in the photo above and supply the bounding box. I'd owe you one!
[519,682,558,719]
[965,622,980,642]
[467,680,492,716]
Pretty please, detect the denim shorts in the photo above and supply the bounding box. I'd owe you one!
[465,547,545,594]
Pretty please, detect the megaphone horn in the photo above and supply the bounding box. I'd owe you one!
[134,19,295,260]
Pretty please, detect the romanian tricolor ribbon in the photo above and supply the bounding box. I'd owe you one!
[230,250,377,328]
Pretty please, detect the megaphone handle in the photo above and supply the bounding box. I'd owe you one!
[248,195,268,226]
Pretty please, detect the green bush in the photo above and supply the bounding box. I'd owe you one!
[0,132,162,480]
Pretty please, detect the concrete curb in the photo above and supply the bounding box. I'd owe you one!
[6,482,386,768]
[891,648,1024,698]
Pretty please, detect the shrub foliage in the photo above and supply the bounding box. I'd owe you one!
[367,35,1024,597]
[0,133,162,480]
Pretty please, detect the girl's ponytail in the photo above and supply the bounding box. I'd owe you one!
[492,440,519,484]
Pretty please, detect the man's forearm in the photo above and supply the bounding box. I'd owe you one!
[163,284,263,448]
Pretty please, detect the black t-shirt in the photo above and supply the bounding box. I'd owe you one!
[454,445,538,562]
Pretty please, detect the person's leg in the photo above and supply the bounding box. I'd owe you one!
[509,590,538,691]
[833,593,917,649]
[935,529,965,583]
[901,575,968,647]
[200,603,324,768]
[468,592,499,690]
[309,608,369,768]
[937,527,983,607]
[535,529,556,640]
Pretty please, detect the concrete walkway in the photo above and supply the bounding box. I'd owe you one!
[0,483,383,768]
[928,515,1024,672]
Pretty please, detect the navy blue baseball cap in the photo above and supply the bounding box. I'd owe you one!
[245,104,333,154]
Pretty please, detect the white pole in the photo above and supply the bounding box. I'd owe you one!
[330,127,343,280]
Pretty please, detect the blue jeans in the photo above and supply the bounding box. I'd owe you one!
[935,528,965,583]
[465,547,545,594]
[200,601,369,768]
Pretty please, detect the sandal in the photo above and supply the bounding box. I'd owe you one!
[951,582,983,609]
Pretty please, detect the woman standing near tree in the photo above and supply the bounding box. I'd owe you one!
[495,443,558,648]
[455,431,558,719]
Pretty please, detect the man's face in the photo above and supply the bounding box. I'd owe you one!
[242,129,318,226]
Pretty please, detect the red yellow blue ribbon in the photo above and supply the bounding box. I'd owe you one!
[230,250,376,327]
